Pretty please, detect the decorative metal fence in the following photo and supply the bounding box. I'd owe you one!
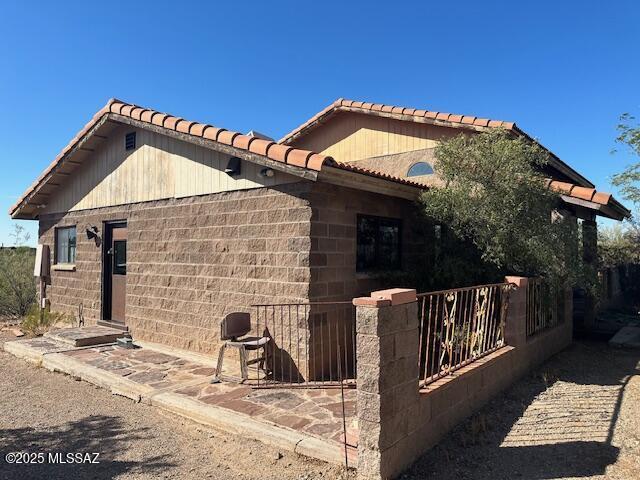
[249,301,356,388]
[526,278,563,337]
[417,282,513,387]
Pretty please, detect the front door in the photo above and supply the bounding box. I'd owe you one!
[103,222,127,325]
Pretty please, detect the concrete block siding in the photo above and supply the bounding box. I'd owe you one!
[38,179,427,357]
[355,279,574,479]
[39,182,314,354]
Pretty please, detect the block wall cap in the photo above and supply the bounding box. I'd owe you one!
[352,297,392,308]
[370,288,417,305]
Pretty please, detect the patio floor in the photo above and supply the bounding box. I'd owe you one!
[4,333,358,466]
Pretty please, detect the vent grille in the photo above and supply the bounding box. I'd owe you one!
[125,132,136,151]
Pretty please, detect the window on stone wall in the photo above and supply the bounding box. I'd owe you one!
[55,226,77,264]
[357,215,402,272]
[407,162,434,177]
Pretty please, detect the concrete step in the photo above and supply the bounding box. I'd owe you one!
[44,325,127,347]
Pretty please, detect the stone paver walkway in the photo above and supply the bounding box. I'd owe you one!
[63,345,216,390]
[174,382,358,446]
[5,336,357,464]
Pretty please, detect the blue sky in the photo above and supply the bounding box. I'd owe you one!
[1,0,638,245]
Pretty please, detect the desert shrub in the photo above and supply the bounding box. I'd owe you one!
[0,226,37,318]
[21,305,72,336]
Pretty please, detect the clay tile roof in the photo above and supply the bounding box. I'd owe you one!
[286,149,313,168]
[278,98,521,147]
[216,130,239,146]
[176,120,195,134]
[163,116,181,130]
[331,162,426,188]
[203,126,224,141]
[266,143,293,163]
[548,180,626,215]
[189,123,208,137]
[232,134,254,150]
[249,138,273,156]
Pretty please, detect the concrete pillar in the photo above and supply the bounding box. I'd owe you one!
[504,276,528,348]
[354,288,419,480]
[582,219,598,329]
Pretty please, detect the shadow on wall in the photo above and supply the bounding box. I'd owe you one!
[0,415,174,480]
[402,341,639,480]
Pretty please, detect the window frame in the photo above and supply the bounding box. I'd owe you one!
[54,225,77,265]
[356,214,402,273]
[407,162,434,177]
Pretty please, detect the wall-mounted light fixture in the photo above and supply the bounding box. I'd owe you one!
[225,157,242,176]
[259,167,275,178]
[85,225,101,247]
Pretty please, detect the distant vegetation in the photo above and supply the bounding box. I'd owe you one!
[0,225,36,319]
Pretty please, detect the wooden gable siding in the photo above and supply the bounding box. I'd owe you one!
[289,111,459,163]
[43,125,296,214]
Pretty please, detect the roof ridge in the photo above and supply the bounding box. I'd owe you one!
[278,98,518,145]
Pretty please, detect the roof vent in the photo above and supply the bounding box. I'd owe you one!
[225,157,242,176]
[125,132,136,151]
[247,130,274,142]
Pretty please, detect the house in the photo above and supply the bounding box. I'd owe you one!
[10,98,629,356]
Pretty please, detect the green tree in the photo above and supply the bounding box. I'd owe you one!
[420,129,585,288]
[0,225,37,318]
[598,224,640,268]
[612,113,640,210]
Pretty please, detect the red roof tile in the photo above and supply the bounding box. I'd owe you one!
[279,98,520,147]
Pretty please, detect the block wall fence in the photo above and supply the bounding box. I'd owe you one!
[355,277,573,480]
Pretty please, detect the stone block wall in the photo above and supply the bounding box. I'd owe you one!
[308,182,427,303]
[355,278,574,479]
[39,182,314,354]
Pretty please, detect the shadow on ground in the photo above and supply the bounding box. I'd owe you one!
[0,414,174,480]
[402,341,639,480]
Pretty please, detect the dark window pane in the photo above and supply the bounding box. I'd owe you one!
[56,226,76,264]
[113,240,127,275]
[357,215,402,272]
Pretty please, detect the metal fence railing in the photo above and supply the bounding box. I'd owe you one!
[417,282,513,387]
[526,278,563,337]
[249,302,356,388]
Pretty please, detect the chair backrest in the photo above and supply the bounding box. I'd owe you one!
[220,312,251,340]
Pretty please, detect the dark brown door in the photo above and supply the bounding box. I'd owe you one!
[104,222,127,325]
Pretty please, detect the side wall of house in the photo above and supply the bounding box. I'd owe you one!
[308,182,428,302]
[38,182,314,354]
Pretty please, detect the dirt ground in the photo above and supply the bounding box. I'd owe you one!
[402,339,640,480]
[1,329,639,480]
[0,330,354,480]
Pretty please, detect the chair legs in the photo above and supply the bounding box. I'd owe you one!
[210,343,227,384]
[210,343,251,384]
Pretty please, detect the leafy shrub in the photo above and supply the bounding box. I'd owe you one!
[420,129,587,290]
[0,226,37,318]
[21,305,72,336]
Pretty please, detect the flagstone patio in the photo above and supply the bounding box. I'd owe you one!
[3,333,358,466]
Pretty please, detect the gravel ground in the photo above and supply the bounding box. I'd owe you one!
[402,339,640,480]
[1,328,638,480]
[0,330,354,480]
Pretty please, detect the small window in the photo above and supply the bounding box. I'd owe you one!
[113,240,127,275]
[125,132,136,151]
[407,162,434,177]
[55,226,77,264]
[357,215,402,272]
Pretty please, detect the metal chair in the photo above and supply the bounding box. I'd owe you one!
[211,312,271,384]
